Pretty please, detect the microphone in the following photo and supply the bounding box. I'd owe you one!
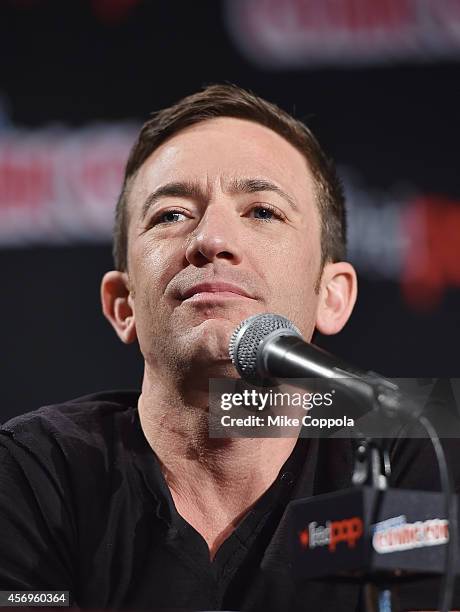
[228,313,408,416]
[229,314,459,606]
[263,480,457,585]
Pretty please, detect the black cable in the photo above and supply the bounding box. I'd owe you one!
[416,414,456,612]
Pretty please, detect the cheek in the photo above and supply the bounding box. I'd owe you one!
[272,227,321,284]
[128,241,184,325]
[264,231,321,333]
[131,239,180,288]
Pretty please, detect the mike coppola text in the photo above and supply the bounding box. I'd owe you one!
[208,382,356,438]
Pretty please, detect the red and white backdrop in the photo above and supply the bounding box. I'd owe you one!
[1,0,459,419]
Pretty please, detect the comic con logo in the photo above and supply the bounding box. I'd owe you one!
[298,517,363,552]
[372,515,449,554]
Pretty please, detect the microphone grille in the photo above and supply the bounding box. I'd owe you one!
[229,313,301,382]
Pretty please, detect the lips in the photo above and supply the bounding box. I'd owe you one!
[180,282,252,300]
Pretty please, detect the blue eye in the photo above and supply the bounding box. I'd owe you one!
[158,211,187,223]
[250,205,283,221]
[253,207,273,220]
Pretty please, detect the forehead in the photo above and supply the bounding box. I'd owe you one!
[128,117,317,217]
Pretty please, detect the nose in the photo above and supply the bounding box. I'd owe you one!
[185,204,243,267]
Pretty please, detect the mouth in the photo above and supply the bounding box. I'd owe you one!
[180,282,253,302]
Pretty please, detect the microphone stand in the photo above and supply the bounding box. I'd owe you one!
[272,381,457,612]
[352,438,393,612]
[228,315,458,611]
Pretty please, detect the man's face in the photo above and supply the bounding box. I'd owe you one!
[125,117,323,376]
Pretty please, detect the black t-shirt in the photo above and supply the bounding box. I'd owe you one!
[0,390,459,611]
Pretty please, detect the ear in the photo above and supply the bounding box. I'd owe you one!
[315,262,358,335]
[100,271,137,344]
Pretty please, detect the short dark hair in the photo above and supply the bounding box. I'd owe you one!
[113,84,346,272]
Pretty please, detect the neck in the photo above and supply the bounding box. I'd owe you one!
[138,364,298,516]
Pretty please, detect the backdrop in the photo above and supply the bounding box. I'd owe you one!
[1,0,459,421]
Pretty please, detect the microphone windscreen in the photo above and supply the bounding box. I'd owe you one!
[228,313,301,383]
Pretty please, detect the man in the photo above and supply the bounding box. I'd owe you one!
[0,84,458,611]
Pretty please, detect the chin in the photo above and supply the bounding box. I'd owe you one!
[188,317,235,360]
[163,308,261,374]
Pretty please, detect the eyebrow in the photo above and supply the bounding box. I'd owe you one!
[141,177,298,220]
[141,181,206,220]
[226,177,298,211]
